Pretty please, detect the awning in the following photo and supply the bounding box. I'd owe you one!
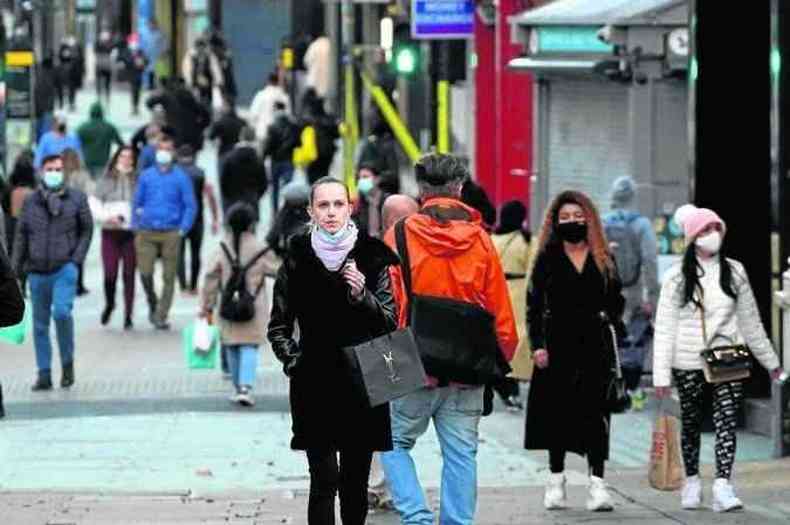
[512,0,686,27]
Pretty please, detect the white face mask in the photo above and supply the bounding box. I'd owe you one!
[156,150,173,165]
[695,231,722,254]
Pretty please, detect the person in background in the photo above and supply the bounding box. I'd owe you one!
[302,92,339,185]
[381,195,419,234]
[352,161,393,239]
[265,181,310,259]
[57,34,84,112]
[0,233,26,418]
[132,135,197,330]
[94,29,115,104]
[491,200,533,411]
[201,202,277,407]
[34,57,57,142]
[461,179,496,230]
[249,73,290,144]
[176,144,219,295]
[35,114,83,170]
[603,176,659,411]
[131,106,167,155]
[262,101,300,218]
[182,37,223,109]
[118,36,149,116]
[4,151,37,256]
[92,146,138,330]
[62,148,94,297]
[137,124,163,172]
[219,127,267,216]
[209,100,246,160]
[526,190,624,512]
[76,102,124,180]
[654,204,784,513]
[13,154,93,392]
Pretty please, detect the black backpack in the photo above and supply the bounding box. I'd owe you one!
[219,243,270,322]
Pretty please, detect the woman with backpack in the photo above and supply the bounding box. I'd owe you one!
[267,176,399,525]
[653,205,784,512]
[525,190,625,512]
[200,202,277,406]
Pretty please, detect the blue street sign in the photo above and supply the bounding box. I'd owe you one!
[412,0,475,40]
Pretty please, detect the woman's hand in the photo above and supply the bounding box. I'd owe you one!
[655,386,672,399]
[342,260,366,300]
[533,349,549,369]
[771,367,786,382]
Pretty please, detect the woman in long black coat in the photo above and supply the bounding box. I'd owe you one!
[525,190,625,512]
[268,177,399,525]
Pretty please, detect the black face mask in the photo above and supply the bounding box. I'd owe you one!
[556,221,588,244]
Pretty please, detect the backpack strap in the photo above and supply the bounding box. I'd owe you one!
[394,218,413,324]
[243,246,273,297]
[219,242,241,269]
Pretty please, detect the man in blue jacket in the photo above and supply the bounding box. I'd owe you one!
[133,134,197,330]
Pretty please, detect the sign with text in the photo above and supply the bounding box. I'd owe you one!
[412,0,474,40]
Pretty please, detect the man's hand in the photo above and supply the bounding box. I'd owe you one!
[533,349,549,369]
[771,367,786,382]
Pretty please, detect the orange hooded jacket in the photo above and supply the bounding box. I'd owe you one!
[383,197,519,363]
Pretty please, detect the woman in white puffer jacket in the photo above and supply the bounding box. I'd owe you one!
[653,205,784,513]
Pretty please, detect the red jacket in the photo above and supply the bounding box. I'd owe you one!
[384,198,519,363]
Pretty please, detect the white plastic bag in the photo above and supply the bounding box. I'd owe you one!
[193,318,214,354]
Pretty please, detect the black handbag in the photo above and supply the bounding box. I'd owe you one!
[342,329,428,408]
[601,312,631,414]
[698,306,752,384]
[394,219,511,385]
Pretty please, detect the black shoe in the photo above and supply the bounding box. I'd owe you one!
[503,395,524,412]
[101,305,114,326]
[77,287,90,297]
[31,374,53,391]
[124,316,133,330]
[154,319,171,331]
[61,363,75,388]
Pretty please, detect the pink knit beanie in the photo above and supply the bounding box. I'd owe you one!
[673,204,726,243]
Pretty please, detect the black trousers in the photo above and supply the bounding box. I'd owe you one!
[178,224,204,291]
[306,449,373,525]
[96,69,112,101]
[130,80,142,112]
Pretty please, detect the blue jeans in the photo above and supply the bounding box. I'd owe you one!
[224,344,259,389]
[28,263,78,375]
[270,161,294,213]
[381,386,483,525]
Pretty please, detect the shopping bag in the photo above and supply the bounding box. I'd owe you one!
[193,318,215,354]
[183,321,219,369]
[292,126,318,168]
[0,301,30,345]
[648,409,685,491]
[342,328,428,408]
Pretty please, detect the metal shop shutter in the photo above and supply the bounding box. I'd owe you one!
[547,78,631,214]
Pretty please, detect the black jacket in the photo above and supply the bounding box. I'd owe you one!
[219,145,268,208]
[12,188,93,275]
[34,67,57,118]
[209,112,246,157]
[0,239,24,327]
[267,229,399,451]
[262,114,299,164]
[146,88,210,151]
[524,245,625,457]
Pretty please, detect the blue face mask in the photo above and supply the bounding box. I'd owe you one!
[357,177,375,196]
[314,222,352,245]
[43,170,64,190]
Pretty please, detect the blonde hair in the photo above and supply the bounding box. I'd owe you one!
[533,190,616,280]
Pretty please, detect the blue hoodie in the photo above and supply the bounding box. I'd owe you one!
[132,163,197,233]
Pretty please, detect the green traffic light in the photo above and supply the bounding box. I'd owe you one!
[394,46,418,75]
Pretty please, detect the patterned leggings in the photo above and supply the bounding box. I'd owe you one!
[672,369,743,480]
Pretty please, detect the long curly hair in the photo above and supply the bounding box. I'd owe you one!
[533,190,616,280]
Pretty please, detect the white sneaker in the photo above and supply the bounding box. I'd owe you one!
[712,478,743,513]
[586,476,614,512]
[544,473,567,510]
[236,387,255,407]
[681,475,702,509]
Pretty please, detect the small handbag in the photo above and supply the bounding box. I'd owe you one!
[698,307,752,384]
[343,328,428,408]
[601,312,631,414]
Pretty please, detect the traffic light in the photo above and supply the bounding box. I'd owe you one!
[389,23,420,77]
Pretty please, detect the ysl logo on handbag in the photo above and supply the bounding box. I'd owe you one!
[382,351,401,384]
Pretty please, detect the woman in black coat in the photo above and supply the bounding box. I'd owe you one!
[525,190,625,512]
[268,176,399,525]
[0,236,26,418]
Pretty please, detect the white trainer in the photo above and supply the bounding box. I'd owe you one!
[586,476,614,512]
[544,473,567,510]
[681,475,702,510]
[712,478,743,513]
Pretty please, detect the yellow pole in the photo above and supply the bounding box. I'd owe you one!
[344,63,359,193]
[360,71,422,163]
[437,80,450,154]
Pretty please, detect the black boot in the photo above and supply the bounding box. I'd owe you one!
[101,280,115,326]
[140,275,158,325]
[61,363,75,388]
[31,371,53,391]
[124,315,134,331]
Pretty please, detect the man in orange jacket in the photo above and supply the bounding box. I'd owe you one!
[380,153,518,525]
